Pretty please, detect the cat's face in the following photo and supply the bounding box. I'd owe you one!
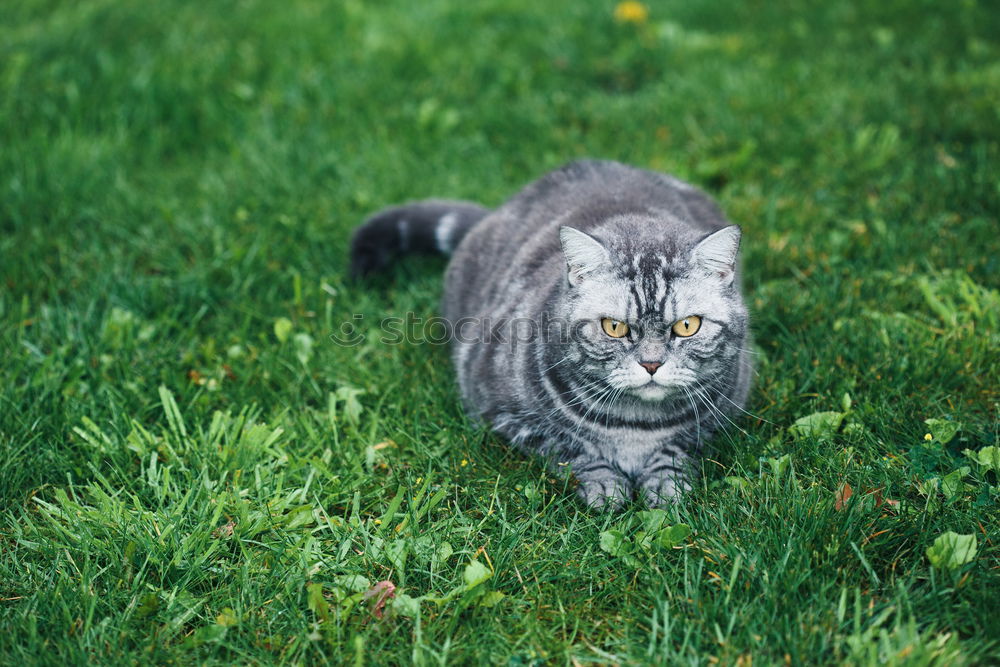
[560,224,747,402]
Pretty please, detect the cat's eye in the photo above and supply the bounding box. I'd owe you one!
[601,318,630,338]
[671,316,702,337]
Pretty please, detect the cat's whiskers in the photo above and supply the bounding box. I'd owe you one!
[681,386,702,448]
[558,386,609,416]
[691,383,751,439]
[541,376,610,420]
[555,375,607,403]
[733,346,763,378]
[540,353,574,375]
[571,383,619,444]
[529,368,603,415]
[711,385,774,425]
[601,385,630,433]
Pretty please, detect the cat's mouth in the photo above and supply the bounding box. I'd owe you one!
[632,381,674,401]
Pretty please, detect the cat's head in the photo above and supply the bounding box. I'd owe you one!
[558,218,748,402]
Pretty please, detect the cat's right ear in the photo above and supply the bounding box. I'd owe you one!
[560,226,610,287]
[692,225,741,285]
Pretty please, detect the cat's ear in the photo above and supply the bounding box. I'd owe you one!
[560,226,610,287]
[692,225,741,284]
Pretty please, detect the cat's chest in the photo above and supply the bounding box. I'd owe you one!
[605,430,676,475]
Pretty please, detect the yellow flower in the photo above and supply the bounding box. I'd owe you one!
[460,459,469,467]
[924,433,933,441]
[614,1,649,24]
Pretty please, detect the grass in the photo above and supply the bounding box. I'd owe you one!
[1,0,999,663]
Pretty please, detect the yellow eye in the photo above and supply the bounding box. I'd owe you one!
[601,318,630,338]
[671,315,702,337]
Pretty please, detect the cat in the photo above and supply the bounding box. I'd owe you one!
[350,159,752,508]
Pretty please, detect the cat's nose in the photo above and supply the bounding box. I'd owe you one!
[639,361,663,375]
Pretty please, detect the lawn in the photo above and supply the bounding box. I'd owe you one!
[2,0,999,663]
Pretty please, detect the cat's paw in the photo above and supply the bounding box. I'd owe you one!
[575,476,631,511]
[637,474,692,508]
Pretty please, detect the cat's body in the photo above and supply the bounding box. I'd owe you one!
[351,160,751,507]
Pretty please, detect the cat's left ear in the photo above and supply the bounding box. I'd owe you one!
[560,226,611,287]
[692,225,741,284]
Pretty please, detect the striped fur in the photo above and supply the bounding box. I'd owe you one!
[352,160,752,508]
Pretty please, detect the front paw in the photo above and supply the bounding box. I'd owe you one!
[575,473,630,511]
[638,473,692,508]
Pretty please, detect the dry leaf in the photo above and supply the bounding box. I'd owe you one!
[363,580,396,619]
[835,482,853,511]
[212,520,236,538]
[866,487,899,512]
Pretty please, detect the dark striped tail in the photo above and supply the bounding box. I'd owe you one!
[349,199,490,279]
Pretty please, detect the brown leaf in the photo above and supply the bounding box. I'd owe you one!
[212,520,236,538]
[835,482,853,511]
[363,580,396,619]
[867,487,900,512]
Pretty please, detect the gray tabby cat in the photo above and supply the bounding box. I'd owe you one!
[351,160,751,508]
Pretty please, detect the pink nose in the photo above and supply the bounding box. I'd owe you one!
[639,361,663,375]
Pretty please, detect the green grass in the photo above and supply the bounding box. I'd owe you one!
[2,0,999,663]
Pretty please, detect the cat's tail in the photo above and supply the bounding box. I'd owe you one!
[349,199,490,279]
